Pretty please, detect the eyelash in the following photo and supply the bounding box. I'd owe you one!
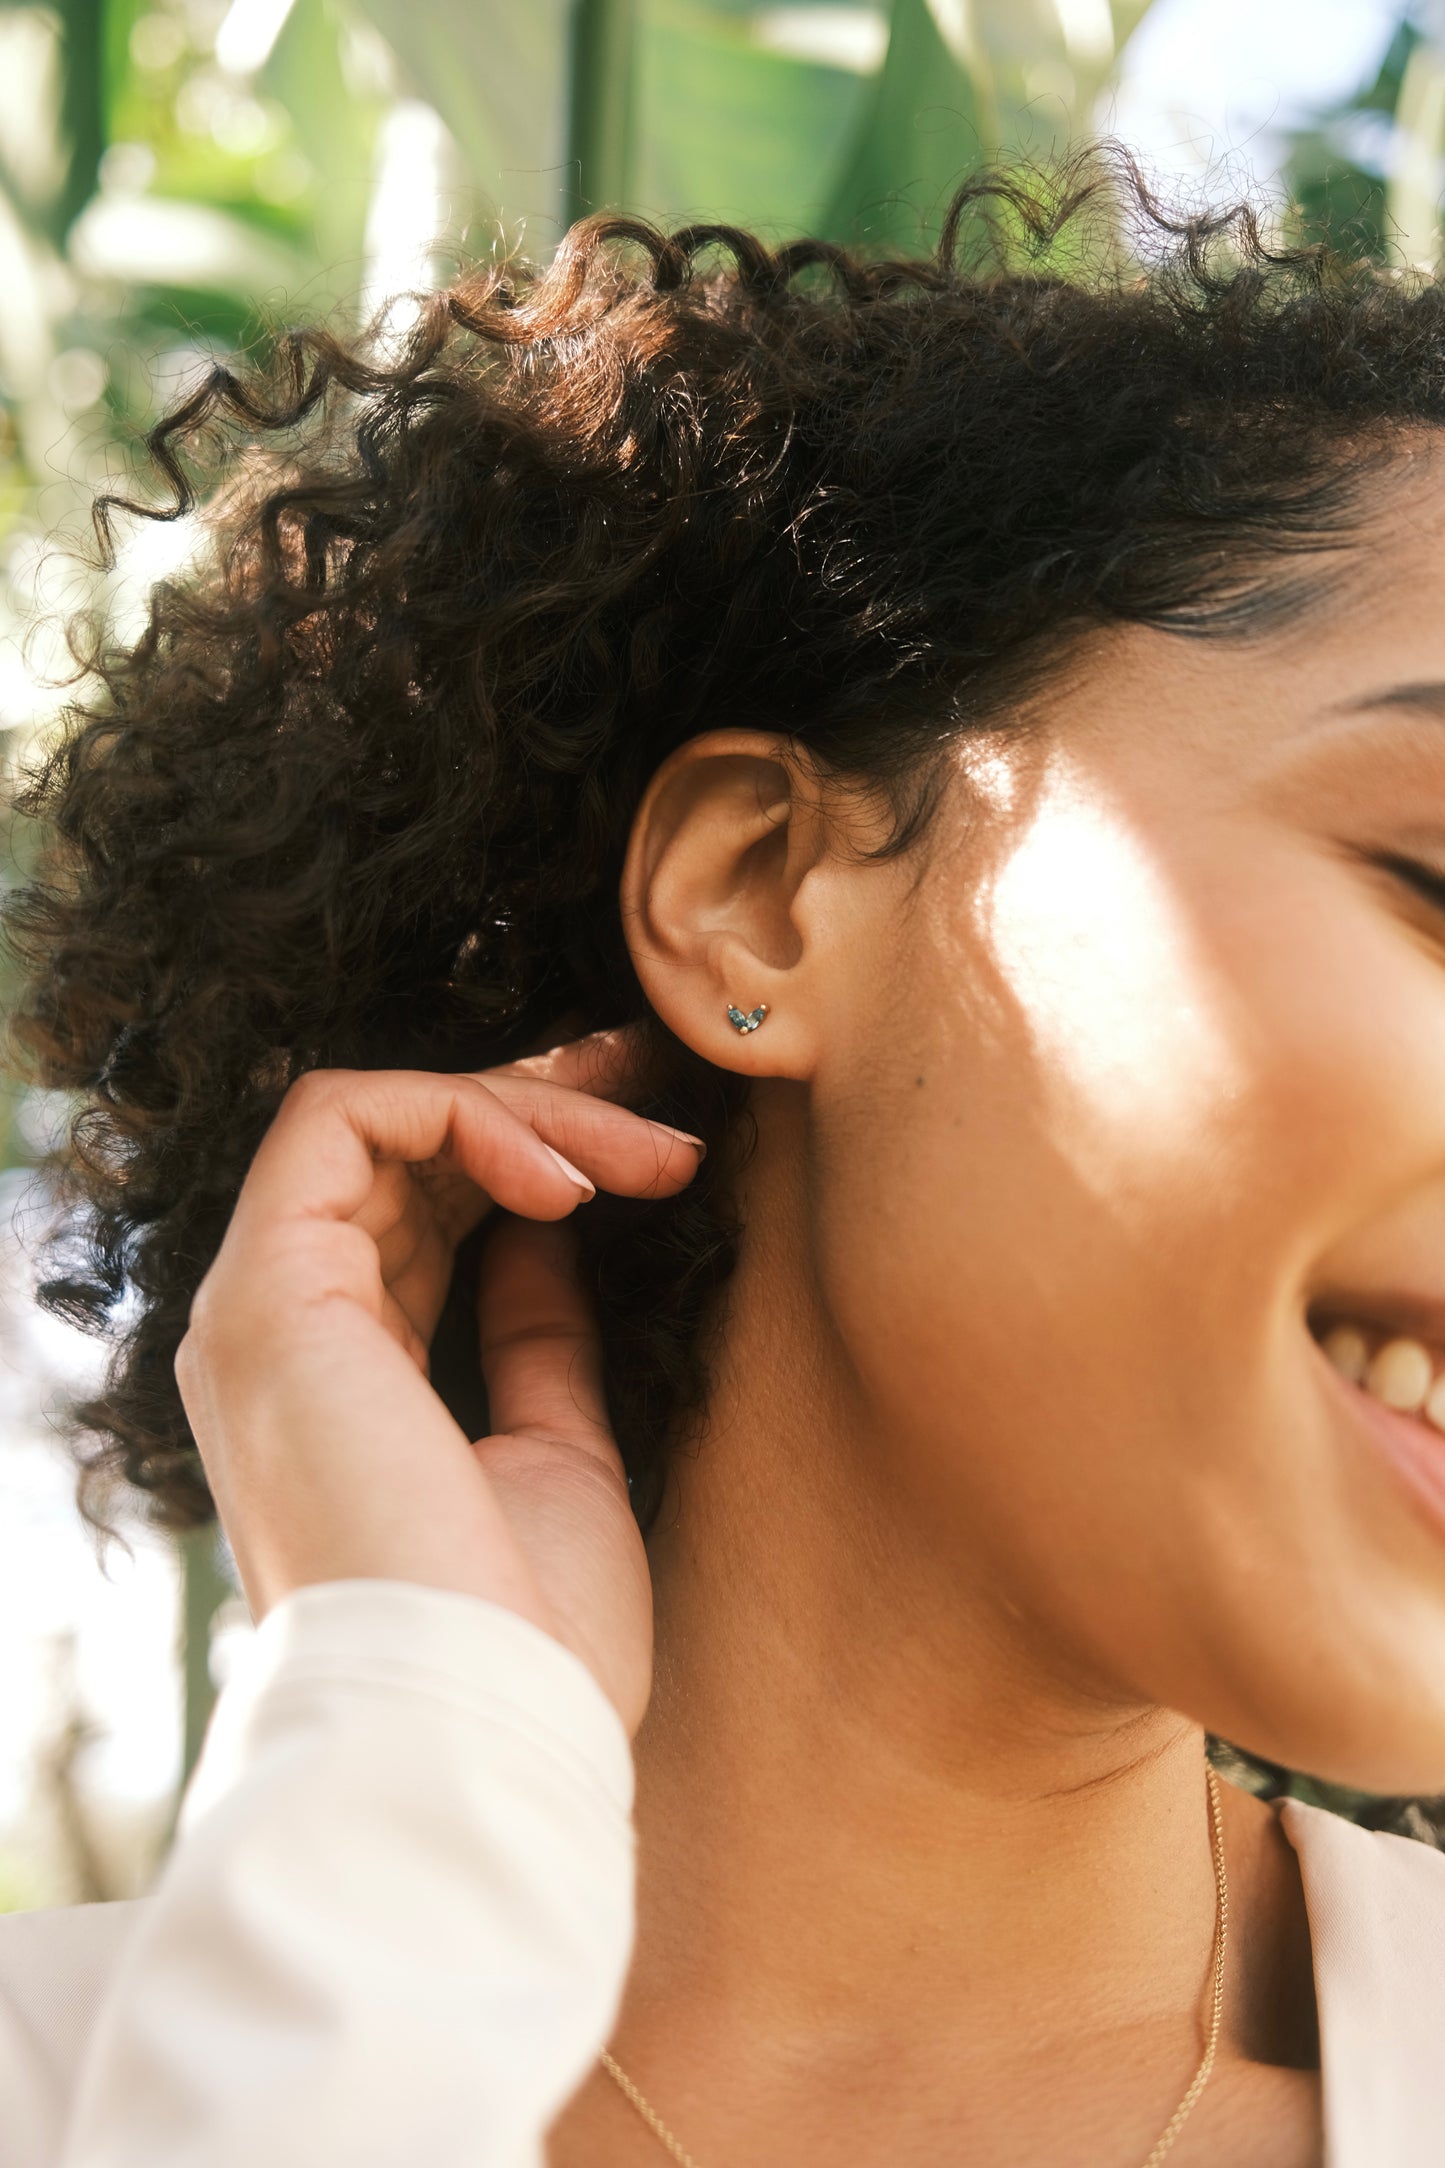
[1379,853,1445,916]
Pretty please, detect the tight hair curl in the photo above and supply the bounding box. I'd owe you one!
[9,154,1445,1606]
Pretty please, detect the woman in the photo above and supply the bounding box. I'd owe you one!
[2,157,1445,2164]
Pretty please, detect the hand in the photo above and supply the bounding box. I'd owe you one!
[174,1032,702,1734]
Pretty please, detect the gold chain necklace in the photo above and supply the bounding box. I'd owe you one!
[602,1760,1229,2168]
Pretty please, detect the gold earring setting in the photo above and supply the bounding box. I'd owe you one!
[726,1003,768,1034]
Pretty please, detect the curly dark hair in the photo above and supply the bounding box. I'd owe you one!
[8,151,1445,1616]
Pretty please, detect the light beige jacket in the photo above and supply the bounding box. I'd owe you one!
[0,1583,1439,2167]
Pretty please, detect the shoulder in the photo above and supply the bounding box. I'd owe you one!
[0,1900,144,2168]
[1280,1800,1445,2165]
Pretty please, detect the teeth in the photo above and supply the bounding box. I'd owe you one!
[1428,1373,1445,1432]
[1367,1337,1435,1412]
[1322,1321,1445,1431]
[1322,1324,1369,1384]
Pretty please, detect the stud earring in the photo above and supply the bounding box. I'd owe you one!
[726,1002,769,1034]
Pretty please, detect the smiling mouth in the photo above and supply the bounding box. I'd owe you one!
[1309,1310,1445,1537]
[1313,1318,1445,1433]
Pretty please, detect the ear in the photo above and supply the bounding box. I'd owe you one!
[620,729,870,1078]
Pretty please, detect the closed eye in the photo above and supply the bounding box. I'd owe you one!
[1377,852,1445,916]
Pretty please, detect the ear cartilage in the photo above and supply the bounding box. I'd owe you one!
[726,1003,769,1034]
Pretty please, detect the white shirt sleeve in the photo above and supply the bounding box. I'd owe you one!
[58,1580,636,2168]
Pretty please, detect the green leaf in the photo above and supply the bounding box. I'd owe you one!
[633,2,873,235]
[819,0,988,249]
[1389,30,1445,270]
[347,0,573,241]
[263,0,383,313]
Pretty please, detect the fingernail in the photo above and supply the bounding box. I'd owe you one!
[655,1125,707,1159]
[542,1143,595,1197]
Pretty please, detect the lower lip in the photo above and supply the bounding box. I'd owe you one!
[1316,1343,1445,1543]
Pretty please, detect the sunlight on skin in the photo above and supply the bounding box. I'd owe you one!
[979,764,1243,1196]
[763,454,1445,1806]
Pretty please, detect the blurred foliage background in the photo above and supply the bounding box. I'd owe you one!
[0,0,1443,1902]
[5,0,1445,1138]
[0,0,1440,1112]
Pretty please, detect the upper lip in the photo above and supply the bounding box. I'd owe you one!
[1308,1285,1445,1360]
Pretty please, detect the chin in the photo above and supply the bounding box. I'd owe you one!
[1202,1648,1445,1800]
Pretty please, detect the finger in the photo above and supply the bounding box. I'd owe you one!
[359,1079,704,1355]
[235,1070,597,1238]
[476,1216,613,1457]
[476,1074,704,1199]
[374,1195,456,1348]
[486,1024,649,1103]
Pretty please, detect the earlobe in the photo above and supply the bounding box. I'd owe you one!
[619,729,825,1078]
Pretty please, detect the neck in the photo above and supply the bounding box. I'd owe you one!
[612,1127,1316,2153]
[636,1300,1212,2045]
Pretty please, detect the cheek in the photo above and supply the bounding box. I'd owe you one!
[823,798,1284,1442]
[819,889,1260,1652]
[977,790,1250,1197]
[814,814,1445,1785]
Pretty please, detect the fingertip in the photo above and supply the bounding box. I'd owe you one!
[541,1142,597,1200]
[655,1125,707,1160]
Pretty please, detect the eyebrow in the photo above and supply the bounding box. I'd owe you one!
[1336,681,1445,720]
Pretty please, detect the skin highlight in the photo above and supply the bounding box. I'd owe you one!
[547,465,1445,2163]
[17,176,1445,2168]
